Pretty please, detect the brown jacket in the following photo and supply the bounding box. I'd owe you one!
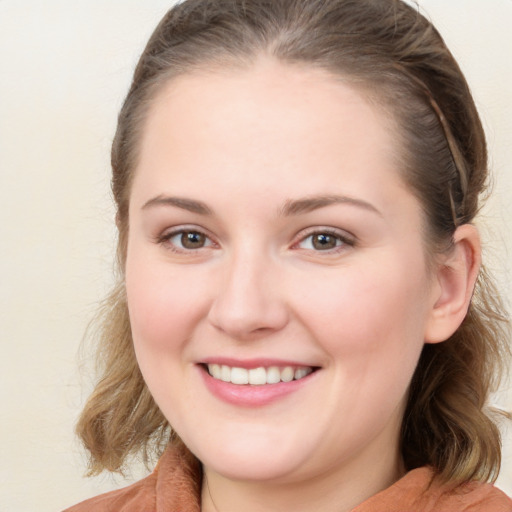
[64,444,512,512]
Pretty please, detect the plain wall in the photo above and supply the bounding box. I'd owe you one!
[0,1,510,510]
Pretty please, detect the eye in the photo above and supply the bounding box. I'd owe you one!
[160,229,214,252]
[296,229,354,252]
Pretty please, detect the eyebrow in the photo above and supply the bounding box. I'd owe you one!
[280,194,382,217]
[141,193,381,217]
[142,195,213,215]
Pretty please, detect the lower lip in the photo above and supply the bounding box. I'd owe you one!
[199,366,316,407]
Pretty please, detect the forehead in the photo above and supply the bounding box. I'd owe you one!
[133,58,408,209]
[144,58,394,144]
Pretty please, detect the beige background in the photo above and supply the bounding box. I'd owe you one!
[0,1,510,510]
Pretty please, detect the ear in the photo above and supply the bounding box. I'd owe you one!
[424,224,481,344]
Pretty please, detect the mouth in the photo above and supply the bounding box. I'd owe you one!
[205,363,316,385]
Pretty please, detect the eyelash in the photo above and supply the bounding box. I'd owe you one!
[156,227,355,254]
[293,228,355,254]
[157,227,217,254]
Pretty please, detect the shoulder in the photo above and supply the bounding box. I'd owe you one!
[353,467,512,512]
[62,471,157,512]
[421,478,512,512]
[433,479,512,512]
[62,442,201,512]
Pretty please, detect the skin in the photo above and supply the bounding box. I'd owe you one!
[125,58,480,512]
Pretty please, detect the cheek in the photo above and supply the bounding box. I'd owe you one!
[124,249,215,416]
[293,256,430,369]
[125,250,211,354]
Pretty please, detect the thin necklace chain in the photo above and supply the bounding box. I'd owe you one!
[204,475,221,512]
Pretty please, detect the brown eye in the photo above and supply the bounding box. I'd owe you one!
[296,230,353,253]
[181,231,207,249]
[311,233,338,250]
[160,228,214,253]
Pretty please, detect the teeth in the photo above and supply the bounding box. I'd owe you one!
[231,367,249,385]
[209,364,221,379]
[267,366,281,384]
[248,367,266,385]
[294,368,309,380]
[220,365,231,382]
[281,366,294,382]
[207,364,313,385]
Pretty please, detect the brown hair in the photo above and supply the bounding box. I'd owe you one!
[77,0,510,484]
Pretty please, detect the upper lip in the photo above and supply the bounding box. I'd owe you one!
[199,357,319,369]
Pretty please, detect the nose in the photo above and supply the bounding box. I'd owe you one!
[207,249,289,340]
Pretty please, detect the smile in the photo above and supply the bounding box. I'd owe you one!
[206,364,314,385]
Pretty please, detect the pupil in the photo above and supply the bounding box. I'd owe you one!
[313,234,336,250]
[182,231,205,249]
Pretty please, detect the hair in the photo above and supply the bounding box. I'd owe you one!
[77,0,510,485]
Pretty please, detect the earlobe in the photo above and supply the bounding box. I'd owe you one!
[424,224,481,344]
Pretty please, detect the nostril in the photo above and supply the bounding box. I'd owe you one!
[207,294,289,340]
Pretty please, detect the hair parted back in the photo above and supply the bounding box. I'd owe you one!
[77,0,510,484]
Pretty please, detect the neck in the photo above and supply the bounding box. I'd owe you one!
[201,444,405,512]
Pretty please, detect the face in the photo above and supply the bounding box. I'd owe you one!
[125,59,439,485]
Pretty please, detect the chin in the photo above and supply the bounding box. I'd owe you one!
[187,431,313,482]
[205,455,303,482]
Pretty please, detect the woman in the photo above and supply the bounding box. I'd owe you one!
[65,0,511,510]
